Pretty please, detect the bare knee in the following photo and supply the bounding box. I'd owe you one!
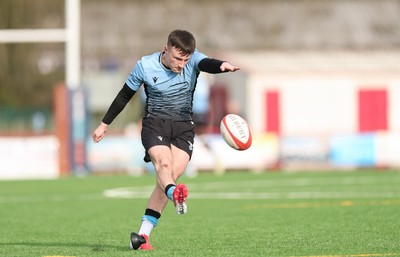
[172,171,181,181]
[172,164,189,181]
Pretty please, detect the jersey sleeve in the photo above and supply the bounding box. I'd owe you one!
[198,58,225,73]
[190,49,207,72]
[101,83,136,125]
[125,59,144,91]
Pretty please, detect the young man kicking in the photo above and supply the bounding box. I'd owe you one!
[92,29,240,250]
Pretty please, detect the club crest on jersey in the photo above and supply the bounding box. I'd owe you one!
[153,77,158,83]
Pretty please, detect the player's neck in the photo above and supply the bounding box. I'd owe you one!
[161,51,171,70]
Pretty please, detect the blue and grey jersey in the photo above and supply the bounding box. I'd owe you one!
[125,50,207,121]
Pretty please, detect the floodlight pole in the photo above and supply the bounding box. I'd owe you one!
[65,0,81,89]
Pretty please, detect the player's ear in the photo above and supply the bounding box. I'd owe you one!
[164,45,168,53]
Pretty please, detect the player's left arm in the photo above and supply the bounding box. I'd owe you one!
[198,58,240,74]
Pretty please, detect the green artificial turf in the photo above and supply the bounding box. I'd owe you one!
[0,170,399,257]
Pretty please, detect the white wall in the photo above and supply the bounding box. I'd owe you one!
[389,83,400,131]
[224,51,400,136]
[0,136,59,179]
[280,80,357,136]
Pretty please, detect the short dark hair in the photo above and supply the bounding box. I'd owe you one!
[167,29,196,56]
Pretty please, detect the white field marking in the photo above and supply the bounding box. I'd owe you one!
[184,176,400,191]
[2,176,399,204]
[103,188,400,200]
[103,177,400,200]
[102,187,153,199]
[0,194,103,204]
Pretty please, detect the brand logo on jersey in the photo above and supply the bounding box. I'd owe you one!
[153,77,158,83]
[157,136,163,141]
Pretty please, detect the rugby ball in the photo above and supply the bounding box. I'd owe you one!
[220,114,252,150]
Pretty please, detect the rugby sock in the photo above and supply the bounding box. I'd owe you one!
[165,184,176,201]
[138,209,161,236]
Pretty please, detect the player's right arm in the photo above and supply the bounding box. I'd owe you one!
[92,84,136,143]
[92,60,144,143]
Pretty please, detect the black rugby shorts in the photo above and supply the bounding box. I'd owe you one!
[141,116,195,162]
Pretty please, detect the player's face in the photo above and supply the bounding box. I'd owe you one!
[163,46,191,73]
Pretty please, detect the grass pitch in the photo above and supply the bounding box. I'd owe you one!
[0,170,399,257]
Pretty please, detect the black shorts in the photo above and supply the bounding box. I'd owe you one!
[141,116,196,163]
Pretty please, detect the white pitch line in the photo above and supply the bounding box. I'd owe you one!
[102,176,400,200]
[185,176,400,190]
[103,189,400,200]
[1,177,399,204]
[0,194,104,204]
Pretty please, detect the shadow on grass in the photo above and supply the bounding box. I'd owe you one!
[0,241,127,252]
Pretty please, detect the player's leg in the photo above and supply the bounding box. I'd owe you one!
[149,145,178,190]
[130,186,166,250]
[131,119,193,250]
[169,144,190,214]
[142,145,189,218]
[143,145,190,213]
[131,145,190,250]
[131,145,172,251]
[131,116,174,250]
[171,144,191,180]
[165,120,195,214]
[145,120,193,212]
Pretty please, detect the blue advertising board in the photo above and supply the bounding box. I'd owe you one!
[330,133,376,167]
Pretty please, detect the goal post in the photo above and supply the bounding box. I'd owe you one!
[0,0,80,89]
[65,0,81,89]
[0,0,84,176]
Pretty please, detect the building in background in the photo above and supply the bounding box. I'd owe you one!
[1,0,400,178]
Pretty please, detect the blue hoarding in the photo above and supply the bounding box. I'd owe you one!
[330,133,376,167]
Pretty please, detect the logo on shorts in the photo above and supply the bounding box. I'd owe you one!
[188,141,193,151]
[157,136,163,141]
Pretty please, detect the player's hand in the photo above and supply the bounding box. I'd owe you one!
[92,122,108,143]
[220,62,240,72]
